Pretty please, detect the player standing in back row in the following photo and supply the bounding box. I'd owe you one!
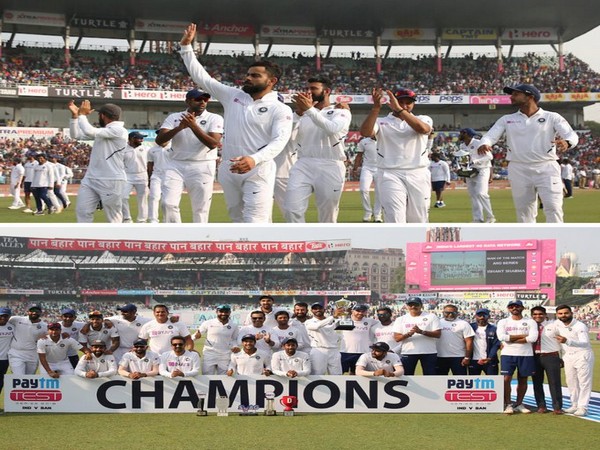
[179,23,293,223]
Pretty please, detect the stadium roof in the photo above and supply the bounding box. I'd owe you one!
[2,0,599,44]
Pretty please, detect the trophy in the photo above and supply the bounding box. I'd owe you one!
[264,392,276,416]
[238,404,259,416]
[332,298,356,330]
[216,395,229,417]
[280,395,298,416]
[454,149,479,178]
[196,391,207,416]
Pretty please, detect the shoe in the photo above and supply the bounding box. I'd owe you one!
[564,406,578,414]
[537,407,548,414]
[22,208,33,213]
[434,202,440,208]
[438,201,446,208]
[123,218,132,223]
[574,408,587,416]
[514,404,531,414]
[33,211,45,216]
[503,405,514,414]
[565,196,573,199]
[553,409,564,415]
[485,217,496,223]
[135,219,147,223]
[8,205,20,209]
[362,215,372,222]
[374,216,383,223]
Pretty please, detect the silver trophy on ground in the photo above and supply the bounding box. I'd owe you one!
[216,395,229,417]
[264,392,276,416]
[332,298,356,330]
[196,391,207,416]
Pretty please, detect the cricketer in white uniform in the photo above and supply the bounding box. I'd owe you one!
[242,295,279,328]
[373,307,402,354]
[227,334,272,376]
[159,338,200,378]
[37,322,82,376]
[270,311,311,353]
[179,24,293,223]
[456,128,496,223]
[146,136,173,223]
[555,304,595,416]
[496,300,538,414]
[478,84,578,223]
[353,136,382,222]
[7,305,48,375]
[271,338,311,377]
[436,305,475,375]
[31,154,55,214]
[75,340,117,378]
[53,157,73,207]
[122,132,150,223]
[118,338,160,378]
[22,154,38,213]
[138,305,193,355]
[68,100,128,223]
[195,305,240,375]
[48,155,68,210]
[8,158,25,209]
[238,310,276,355]
[305,303,342,375]
[339,305,378,374]
[0,308,15,393]
[106,303,151,363]
[284,77,352,223]
[58,308,85,368]
[157,89,224,223]
[392,297,441,375]
[355,342,404,377]
[360,88,433,223]
[79,311,120,354]
[429,153,451,208]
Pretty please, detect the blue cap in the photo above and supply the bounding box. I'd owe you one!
[61,308,77,316]
[133,338,148,346]
[475,308,490,316]
[311,302,324,309]
[460,128,478,137]
[186,88,211,100]
[503,84,541,102]
[0,307,11,315]
[128,131,147,140]
[27,304,42,311]
[216,304,231,311]
[117,303,137,312]
[241,333,256,341]
[406,297,423,306]
[352,304,369,311]
[507,300,524,307]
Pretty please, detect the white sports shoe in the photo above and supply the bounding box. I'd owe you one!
[485,217,497,223]
[564,406,578,414]
[503,405,514,414]
[22,208,33,213]
[514,404,531,414]
[574,408,587,416]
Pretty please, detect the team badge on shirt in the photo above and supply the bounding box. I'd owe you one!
[60,343,65,347]
[538,118,546,123]
[327,110,334,115]
[258,107,269,113]
[168,325,173,329]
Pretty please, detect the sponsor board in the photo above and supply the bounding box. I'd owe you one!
[5,375,503,413]
[49,87,120,100]
[260,25,316,39]
[71,17,130,30]
[200,23,254,37]
[502,28,558,41]
[135,19,189,34]
[3,10,65,27]
[381,28,436,41]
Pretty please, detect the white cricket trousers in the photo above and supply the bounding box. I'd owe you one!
[76,178,125,223]
[376,166,431,223]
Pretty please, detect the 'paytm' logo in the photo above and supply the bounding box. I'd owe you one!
[444,378,497,402]
[10,378,62,402]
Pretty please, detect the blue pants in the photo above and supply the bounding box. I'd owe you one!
[401,353,437,375]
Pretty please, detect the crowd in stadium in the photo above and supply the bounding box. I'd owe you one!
[2,46,600,94]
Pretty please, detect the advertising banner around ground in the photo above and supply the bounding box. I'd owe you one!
[5,375,503,413]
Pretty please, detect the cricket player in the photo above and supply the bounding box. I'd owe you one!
[271,338,311,378]
[284,76,352,223]
[122,131,150,223]
[555,304,595,416]
[118,338,160,379]
[242,295,279,328]
[305,302,342,375]
[227,334,272,376]
[105,303,151,363]
[194,305,240,375]
[37,322,82,377]
[8,304,48,375]
[238,310,276,354]
[139,304,193,355]
[353,135,382,222]
[146,131,173,223]
[468,308,501,376]
[339,304,378,374]
[22,153,38,213]
[75,340,117,378]
[436,304,475,375]
[59,308,86,368]
[477,83,578,222]
[269,310,311,353]
[157,89,223,223]
[159,336,200,378]
[8,157,25,209]
[355,342,404,377]
[496,300,538,414]
[79,310,120,355]
[68,100,128,223]
[0,307,14,393]
[179,24,293,223]
[373,307,401,353]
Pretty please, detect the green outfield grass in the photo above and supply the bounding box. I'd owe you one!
[1,340,599,449]
[1,188,599,223]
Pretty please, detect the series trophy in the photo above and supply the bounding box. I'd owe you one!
[454,149,479,178]
[264,392,276,416]
[238,404,260,416]
[216,395,229,417]
[280,395,298,416]
[196,391,207,416]
[332,298,356,330]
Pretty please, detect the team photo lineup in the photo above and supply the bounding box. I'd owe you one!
[2,21,599,223]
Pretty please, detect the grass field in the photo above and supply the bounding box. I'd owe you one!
[2,340,599,450]
[2,188,599,223]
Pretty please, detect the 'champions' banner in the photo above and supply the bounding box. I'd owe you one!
[5,375,503,413]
